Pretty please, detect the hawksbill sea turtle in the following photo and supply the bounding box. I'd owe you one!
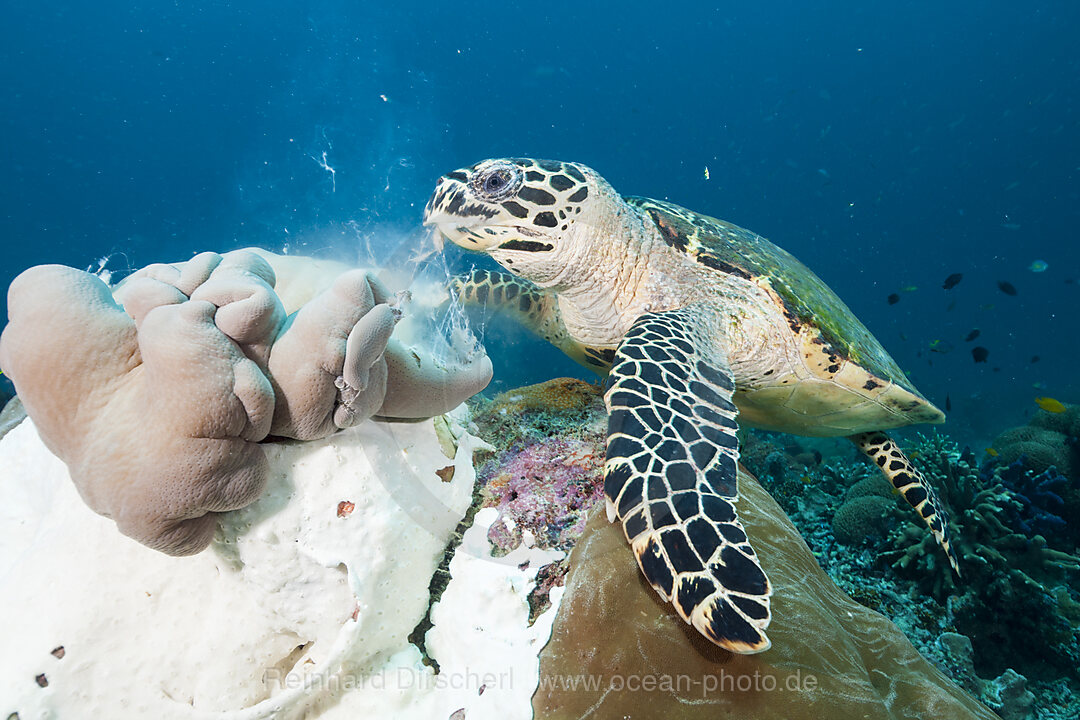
[423,158,958,654]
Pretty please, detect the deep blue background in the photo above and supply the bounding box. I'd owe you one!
[2,1,1078,445]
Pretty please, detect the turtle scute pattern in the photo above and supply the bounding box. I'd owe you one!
[604,307,772,653]
[624,195,915,390]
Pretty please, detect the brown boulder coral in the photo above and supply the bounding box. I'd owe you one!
[535,466,996,720]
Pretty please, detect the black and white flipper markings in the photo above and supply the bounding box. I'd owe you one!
[603,308,772,653]
[851,431,961,575]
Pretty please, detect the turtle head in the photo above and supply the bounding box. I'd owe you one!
[424,157,617,286]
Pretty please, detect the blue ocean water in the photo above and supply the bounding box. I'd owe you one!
[2,0,1078,445]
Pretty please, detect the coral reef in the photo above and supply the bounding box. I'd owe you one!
[464,379,608,621]
[832,494,898,545]
[535,470,997,720]
[992,404,1080,479]
[471,377,604,446]
[845,475,898,500]
[992,404,1080,550]
[471,379,608,558]
[0,250,491,555]
[740,427,1080,718]
[484,376,600,414]
[468,381,1003,717]
[1030,403,1080,438]
[936,633,1040,720]
[996,460,1070,542]
[1,256,281,555]
[882,433,1080,679]
[990,669,1037,720]
[481,437,604,555]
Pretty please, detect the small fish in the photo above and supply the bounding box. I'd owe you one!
[887,293,900,305]
[946,299,957,311]
[929,339,953,354]
[980,303,996,310]
[972,346,990,363]
[704,166,710,180]
[1030,355,1040,363]
[943,273,963,290]
[1028,259,1048,273]
[902,285,918,292]
[998,281,1018,296]
[1002,222,1022,230]
[985,447,999,457]
[964,329,980,342]
[1035,397,1067,413]
[1033,381,1046,389]
[945,394,952,412]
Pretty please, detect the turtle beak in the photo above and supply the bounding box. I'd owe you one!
[423,173,510,252]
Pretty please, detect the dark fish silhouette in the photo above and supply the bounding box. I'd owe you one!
[945,394,952,412]
[972,346,990,363]
[887,293,900,305]
[964,329,980,342]
[1031,355,1040,363]
[998,281,1018,296]
[943,273,963,290]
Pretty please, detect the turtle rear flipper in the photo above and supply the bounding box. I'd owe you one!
[851,431,961,575]
[604,307,772,653]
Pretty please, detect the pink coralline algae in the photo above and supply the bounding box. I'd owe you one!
[481,437,606,555]
[465,379,608,623]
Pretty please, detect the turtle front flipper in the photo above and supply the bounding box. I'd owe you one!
[604,307,772,653]
[850,431,961,575]
[451,268,612,370]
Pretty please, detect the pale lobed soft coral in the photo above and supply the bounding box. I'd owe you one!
[0,259,274,555]
[0,249,492,556]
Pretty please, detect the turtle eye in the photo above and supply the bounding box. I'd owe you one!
[473,163,522,201]
[484,171,510,194]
